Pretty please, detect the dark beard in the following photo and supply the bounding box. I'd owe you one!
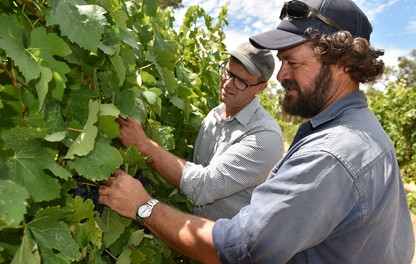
[282,65,333,119]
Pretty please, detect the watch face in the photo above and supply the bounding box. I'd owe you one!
[138,205,152,218]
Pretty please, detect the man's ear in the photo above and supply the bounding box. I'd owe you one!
[256,82,268,94]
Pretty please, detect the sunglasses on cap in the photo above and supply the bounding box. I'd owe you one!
[280,0,342,31]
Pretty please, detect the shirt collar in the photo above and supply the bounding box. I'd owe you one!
[309,91,368,129]
[215,96,261,126]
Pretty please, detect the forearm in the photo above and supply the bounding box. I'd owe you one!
[98,170,220,263]
[145,202,220,263]
[137,139,186,188]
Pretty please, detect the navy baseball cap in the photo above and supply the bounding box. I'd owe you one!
[249,0,372,50]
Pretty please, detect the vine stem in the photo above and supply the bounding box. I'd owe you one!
[0,64,20,89]
[68,127,83,133]
[138,62,155,70]
[20,0,48,27]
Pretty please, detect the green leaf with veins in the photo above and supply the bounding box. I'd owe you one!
[67,137,123,181]
[0,14,41,81]
[0,180,30,231]
[4,142,71,202]
[97,207,131,247]
[65,100,99,159]
[46,0,107,52]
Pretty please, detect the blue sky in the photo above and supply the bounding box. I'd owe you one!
[174,0,416,67]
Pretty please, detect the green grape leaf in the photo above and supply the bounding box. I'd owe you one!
[97,207,131,247]
[143,0,158,17]
[69,197,103,248]
[128,229,145,246]
[131,250,147,263]
[31,207,74,224]
[111,9,129,29]
[156,65,177,94]
[65,100,99,159]
[4,142,71,202]
[98,115,120,139]
[28,219,81,261]
[132,97,148,123]
[119,147,147,169]
[146,123,175,151]
[35,67,53,112]
[11,232,41,264]
[142,88,162,116]
[115,249,131,264]
[43,100,67,138]
[99,103,120,117]
[0,180,30,231]
[169,95,186,110]
[1,127,46,151]
[140,71,157,86]
[44,131,66,142]
[0,14,41,81]
[116,89,136,116]
[67,137,123,181]
[46,0,107,52]
[110,52,126,86]
[69,196,95,223]
[29,27,72,103]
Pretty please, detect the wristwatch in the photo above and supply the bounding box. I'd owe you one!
[136,198,159,223]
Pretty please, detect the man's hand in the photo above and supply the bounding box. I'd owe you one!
[98,168,151,219]
[115,116,149,152]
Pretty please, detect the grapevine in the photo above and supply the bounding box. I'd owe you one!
[0,0,228,263]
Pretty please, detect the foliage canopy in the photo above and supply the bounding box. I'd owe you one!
[0,0,228,262]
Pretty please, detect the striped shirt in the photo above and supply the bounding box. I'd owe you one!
[180,96,284,220]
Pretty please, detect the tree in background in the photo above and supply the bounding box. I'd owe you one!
[159,0,183,9]
[366,50,416,212]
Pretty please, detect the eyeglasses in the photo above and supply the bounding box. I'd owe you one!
[219,63,265,91]
[280,0,342,31]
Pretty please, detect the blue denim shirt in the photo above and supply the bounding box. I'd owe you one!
[213,91,414,263]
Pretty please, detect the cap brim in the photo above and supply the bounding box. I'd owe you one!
[249,28,309,50]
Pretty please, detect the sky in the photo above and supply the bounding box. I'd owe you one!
[173,0,416,68]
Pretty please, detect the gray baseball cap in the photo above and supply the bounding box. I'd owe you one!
[249,0,372,50]
[226,42,275,82]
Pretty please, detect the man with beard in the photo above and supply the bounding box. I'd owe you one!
[98,0,415,263]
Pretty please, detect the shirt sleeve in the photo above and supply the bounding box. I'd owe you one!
[180,129,283,205]
[213,150,360,263]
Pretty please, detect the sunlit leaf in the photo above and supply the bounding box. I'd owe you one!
[46,0,107,51]
[0,15,41,81]
[65,100,99,159]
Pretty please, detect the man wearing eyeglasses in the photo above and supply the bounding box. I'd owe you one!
[99,0,414,263]
[112,42,284,221]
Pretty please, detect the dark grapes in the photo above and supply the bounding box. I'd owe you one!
[135,170,151,186]
[69,176,104,213]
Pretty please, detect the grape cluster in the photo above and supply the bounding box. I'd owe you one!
[69,176,104,213]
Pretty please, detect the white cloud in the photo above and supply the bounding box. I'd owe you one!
[406,19,416,34]
[354,0,400,22]
[381,47,410,67]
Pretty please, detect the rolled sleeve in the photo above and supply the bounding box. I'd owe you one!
[213,218,252,264]
[180,130,283,205]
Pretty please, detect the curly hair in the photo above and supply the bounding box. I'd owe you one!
[305,29,385,83]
